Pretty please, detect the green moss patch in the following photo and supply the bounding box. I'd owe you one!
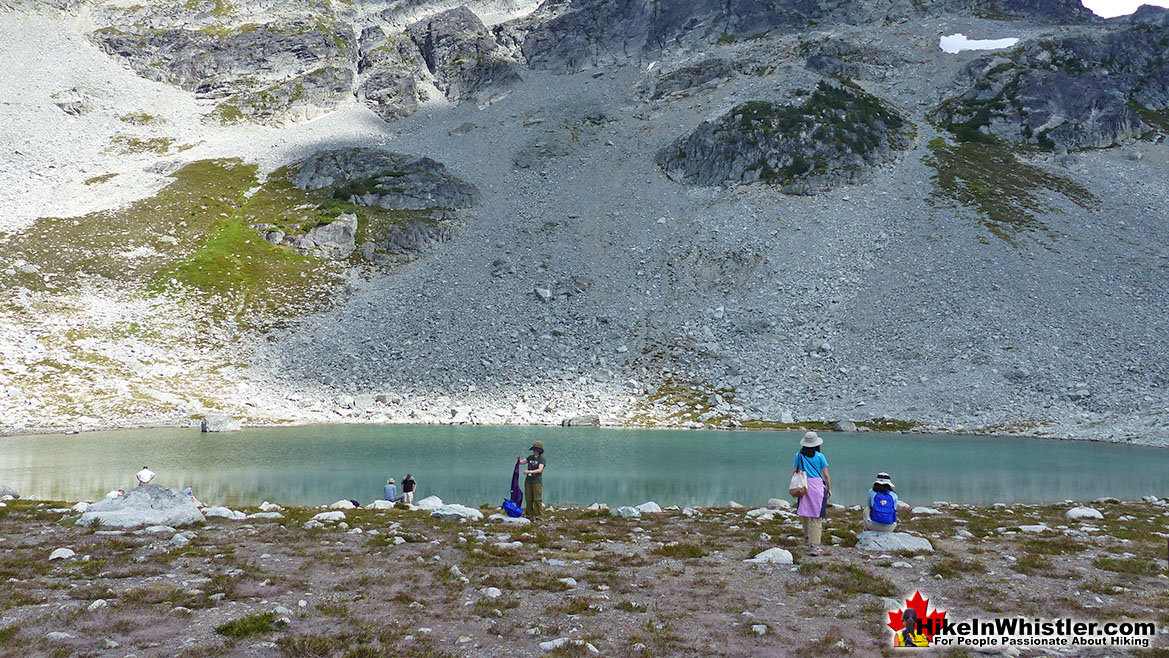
[924,137,1097,245]
[109,134,171,155]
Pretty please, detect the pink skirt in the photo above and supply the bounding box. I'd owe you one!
[797,477,826,518]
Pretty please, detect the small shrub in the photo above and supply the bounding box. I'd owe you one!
[215,612,283,638]
[652,543,706,559]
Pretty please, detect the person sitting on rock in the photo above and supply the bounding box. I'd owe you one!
[105,488,125,499]
[865,472,898,532]
[182,485,204,507]
[136,466,155,486]
[384,478,401,502]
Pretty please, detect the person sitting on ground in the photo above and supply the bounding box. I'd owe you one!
[105,488,125,499]
[384,478,400,502]
[136,466,155,486]
[181,485,204,507]
[865,472,899,532]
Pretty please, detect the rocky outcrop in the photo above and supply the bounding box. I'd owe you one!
[213,66,355,126]
[357,27,430,122]
[934,25,1169,149]
[407,6,521,102]
[289,213,358,259]
[292,148,481,210]
[648,58,734,100]
[658,79,911,193]
[92,20,356,100]
[77,485,204,528]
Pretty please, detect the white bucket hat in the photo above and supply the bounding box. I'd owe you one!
[874,472,894,488]
[800,431,823,447]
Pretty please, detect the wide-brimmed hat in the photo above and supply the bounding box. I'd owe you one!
[874,472,894,488]
[387,478,395,484]
[800,431,823,447]
[529,441,544,452]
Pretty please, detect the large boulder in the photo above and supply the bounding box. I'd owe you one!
[855,531,934,553]
[200,414,241,432]
[1066,506,1104,521]
[430,504,484,521]
[77,485,204,529]
[413,495,444,511]
[292,213,358,259]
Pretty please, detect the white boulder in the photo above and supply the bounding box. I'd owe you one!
[49,547,76,561]
[312,511,346,523]
[611,506,641,518]
[258,501,284,512]
[634,501,662,514]
[430,504,484,521]
[487,513,531,526]
[329,499,357,510]
[681,507,701,517]
[855,531,934,552]
[70,501,90,514]
[203,507,245,520]
[77,485,204,528]
[247,512,284,519]
[911,506,943,515]
[1066,507,1103,522]
[366,500,397,510]
[744,548,793,564]
[413,496,444,510]
[745,508,776,520]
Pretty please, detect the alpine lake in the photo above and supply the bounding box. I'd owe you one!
[1,425,1167,508]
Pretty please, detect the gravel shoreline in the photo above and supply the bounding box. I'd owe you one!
[1,494,1167,657]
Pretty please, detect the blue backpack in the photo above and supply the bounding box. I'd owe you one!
[501,499,524,518]
[871,492,897,525]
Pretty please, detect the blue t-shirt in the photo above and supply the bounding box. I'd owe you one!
[793,452,828,479]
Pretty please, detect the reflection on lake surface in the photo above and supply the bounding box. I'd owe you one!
[0,425,1166,507]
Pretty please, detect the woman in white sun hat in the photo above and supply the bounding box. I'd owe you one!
[793,431,831,554]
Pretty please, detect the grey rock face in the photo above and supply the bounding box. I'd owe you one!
[934,25,1169,149]
[659,80,911,193]
[357,26,429,122]
[292,148,481,210]
[200,414,241,432]
[92,20,356,100]
[214,66,355,125]
[78,485,205,528]
[408,7,521,103]
[649,58,734,100]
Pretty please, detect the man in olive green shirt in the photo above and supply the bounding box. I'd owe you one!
[520,441,546,520]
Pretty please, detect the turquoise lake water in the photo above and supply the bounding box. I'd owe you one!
[0,425,1166,508]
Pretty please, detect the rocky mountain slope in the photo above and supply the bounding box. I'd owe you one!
[1,0,1168,443]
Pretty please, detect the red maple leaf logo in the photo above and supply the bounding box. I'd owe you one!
[887,591,947,641]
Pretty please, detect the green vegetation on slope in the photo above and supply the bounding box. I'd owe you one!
[924,137,1097,245]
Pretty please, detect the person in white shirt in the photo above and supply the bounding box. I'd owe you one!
[136,466,155,486]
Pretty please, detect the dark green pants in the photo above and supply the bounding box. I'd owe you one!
[524,480,543,519]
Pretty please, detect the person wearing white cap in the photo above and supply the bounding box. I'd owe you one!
[793,431,831,554]
[865,472,899,532]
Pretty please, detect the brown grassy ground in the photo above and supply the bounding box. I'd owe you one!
[0,499,1166,658]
